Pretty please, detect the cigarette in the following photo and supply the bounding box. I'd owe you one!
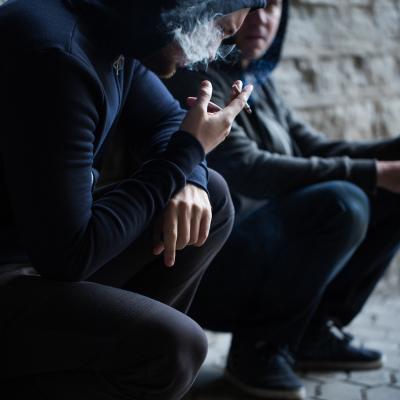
[232,84,252,114]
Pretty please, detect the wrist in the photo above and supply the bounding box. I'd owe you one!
[376,161,389,188]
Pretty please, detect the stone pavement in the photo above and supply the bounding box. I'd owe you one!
[185,291,400,400]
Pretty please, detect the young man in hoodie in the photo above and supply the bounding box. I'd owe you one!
[0,1,267,399]
[167,0,400,398]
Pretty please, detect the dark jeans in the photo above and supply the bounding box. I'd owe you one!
[0,170,234,400]
[189,181,400,348]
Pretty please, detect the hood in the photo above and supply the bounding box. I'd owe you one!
[67,0,267,58]
[244,0,289,82]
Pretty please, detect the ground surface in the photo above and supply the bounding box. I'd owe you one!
[185,290,400,400]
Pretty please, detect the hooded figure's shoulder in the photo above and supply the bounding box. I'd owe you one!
[0,0,78,57]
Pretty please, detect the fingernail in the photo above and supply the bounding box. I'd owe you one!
[244,84,254,92]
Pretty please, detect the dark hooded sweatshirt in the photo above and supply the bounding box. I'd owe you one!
[0,0,266,280]
[167,0,400,217]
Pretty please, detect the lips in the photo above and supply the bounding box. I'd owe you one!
[245,35,266,41]
[244,31,267,41]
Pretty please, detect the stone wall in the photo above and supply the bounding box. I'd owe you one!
[273,0,400,289]
[275,0,400,140]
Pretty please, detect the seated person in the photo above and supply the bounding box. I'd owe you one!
[0,0,262,399]
[166,0,400,398]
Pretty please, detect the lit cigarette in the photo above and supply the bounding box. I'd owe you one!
[232,84,252,114]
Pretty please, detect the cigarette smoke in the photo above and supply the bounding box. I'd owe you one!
[162,0,237,70]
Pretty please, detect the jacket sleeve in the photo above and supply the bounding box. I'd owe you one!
[208,121,377,198]
[120,61,209,192]
[286,106,400,161]
[1,50,205,281]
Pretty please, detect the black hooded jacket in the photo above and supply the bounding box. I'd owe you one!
[167,0,400,217]
[0,0,266,280]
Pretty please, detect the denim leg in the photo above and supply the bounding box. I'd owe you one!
[314,189,400,326]
[189,181,370,347]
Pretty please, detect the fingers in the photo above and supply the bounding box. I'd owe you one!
[188,205,202,245]
[194,209,212,247]
[156,191,211,267]
[195,80,213,113]
[186,97,222,113]
[229,80,243,103]
[176,202,190,251]
[162,206,178,267]
[152,219,164,256]
[153,243,164,257]
[224,83,253,120]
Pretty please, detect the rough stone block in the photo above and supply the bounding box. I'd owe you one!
[366,386,400,400]
[318,381,364,400]
[348,369,392,387]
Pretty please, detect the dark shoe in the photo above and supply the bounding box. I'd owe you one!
[225,338,306,399]
[296,320,385,371]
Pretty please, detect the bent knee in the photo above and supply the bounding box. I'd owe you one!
[161,313,208,391]
[321,181,370,243]
[207,169,235,224]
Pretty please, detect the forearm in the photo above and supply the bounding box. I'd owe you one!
[292,121,400,160]
[208,145,377,199]
[376,160,400,193]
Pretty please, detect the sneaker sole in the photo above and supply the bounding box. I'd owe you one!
[296,355,385,372]
[224,370,307,400]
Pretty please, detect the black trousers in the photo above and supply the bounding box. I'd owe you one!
[189,181,400,348]
[0,170,234,400]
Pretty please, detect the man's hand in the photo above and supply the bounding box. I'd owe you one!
[153,184,212,267]
[181,80,253,154]
[376,160,400,193]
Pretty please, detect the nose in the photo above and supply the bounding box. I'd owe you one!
[254,9,270,25]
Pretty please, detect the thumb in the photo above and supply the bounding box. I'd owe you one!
[224,84,253,119]
[195,80,213,112]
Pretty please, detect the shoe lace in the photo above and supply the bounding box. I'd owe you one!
[327,320,354,344]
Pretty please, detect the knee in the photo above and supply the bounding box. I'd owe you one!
[162,314,208,395]
[207,169,235,230]
[321,181,370,246]
[110,302,207,400]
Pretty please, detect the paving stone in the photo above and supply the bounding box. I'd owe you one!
[372,315,400,331]
[383,353,400,370]
[300,378,320,398]
[204,332,231,368]
[361,340,400,355]
[389,370,399,387]
[318,382,364,400]
[348,326,390,342]
[305,371,349,383]
[348,369,392,387]
[187,366,324,400]
[184,365,259,400]
[365,386,400,400]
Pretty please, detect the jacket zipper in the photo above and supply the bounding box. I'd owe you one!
[113,54,125,77]
[112,55,124,113]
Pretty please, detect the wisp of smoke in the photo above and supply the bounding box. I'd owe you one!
[162,0,237,70]
[173,19,223,68]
